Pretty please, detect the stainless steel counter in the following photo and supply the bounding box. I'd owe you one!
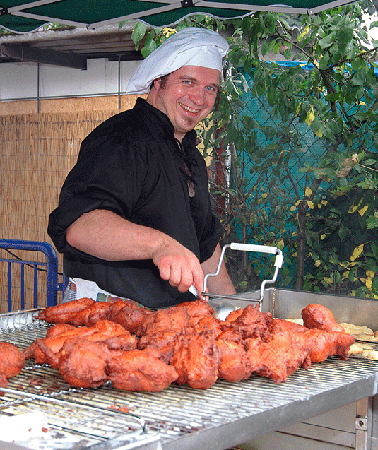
[1,289,378,450]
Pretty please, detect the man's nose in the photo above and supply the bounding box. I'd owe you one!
[189,87,206,105]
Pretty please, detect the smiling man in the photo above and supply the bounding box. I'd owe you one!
[149,65,220,142]
[47,27,236,308]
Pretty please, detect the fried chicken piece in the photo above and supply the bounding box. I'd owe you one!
[270,318,308,334]
[138,330,181,363]
[26,320,136,368]
[136,306,189,336]
[245,334,312,384]
[171,330,220,389]
[188,315,224,337]
[108,298,132,316]
[23,323,78,361]
[109,300,153,333]
[138,312,223,365]
[244,337,264,376]
[70,301,112,327]
[225,308,244,322]
[216,331,249,382]
[87,319,130,339]
[58,339,123,388]
[102,334,138,351]
[227,304,273,340]
[294,329,355,363]
[107,348,178,392]
[46,323,77,338]
[268,316,355,366]
[25,326,97,366]
[136,302,216,362]
[302,304,345,333]
[175,300,215,318]
[86,320,137,351]
[0,342,25,387]
[35,298,95,324]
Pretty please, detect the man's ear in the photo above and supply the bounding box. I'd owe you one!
[153,78,162,90]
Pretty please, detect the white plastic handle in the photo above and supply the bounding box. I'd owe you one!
[189,285,199,296]
[229,243,278,255]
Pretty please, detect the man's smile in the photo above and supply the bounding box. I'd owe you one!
[179,102,200,114]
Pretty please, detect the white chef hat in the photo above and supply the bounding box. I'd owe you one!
[125,27,229,95]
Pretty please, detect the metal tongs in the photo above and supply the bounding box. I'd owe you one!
[190,243,284,311]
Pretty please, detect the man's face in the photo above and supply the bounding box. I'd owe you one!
[151,65,220,142]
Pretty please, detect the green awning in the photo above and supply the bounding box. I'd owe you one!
[0,0,357,33]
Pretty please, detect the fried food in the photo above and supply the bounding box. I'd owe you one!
[109,299,153,333]
[242,310,356,384]
[349,342,378,360]
[216,331,249,382]
[138,330,181,363]
[83,320,138,351]
[70,301,112,326]
[171,330,220,390]
[189,314,225,337]
[136,305,189,337]
[31,299,357,390]
[270,318,308,334]
[35,298,95,324]
[58,340,122,388]
[341,323,378,342]
[0,342,25,387]
[298,329,355,363]
[46,323,77,338]
[226,304,273,340]
[175,300,215,317]
[25,320,137,368]
[25,325,97,366]
[107,348,178,392]
[245,333,312,384]
[302,303,345,333]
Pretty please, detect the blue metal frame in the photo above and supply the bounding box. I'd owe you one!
[0,239,66,310]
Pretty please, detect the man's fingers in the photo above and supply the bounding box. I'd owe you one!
[158,258,204,297]
[152,239,204,296]
[170,267,198,293]
[158,259,171,282]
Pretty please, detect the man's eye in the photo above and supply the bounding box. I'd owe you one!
[206,86,217,93]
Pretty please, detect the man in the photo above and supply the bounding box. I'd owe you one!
[47,27,236,308]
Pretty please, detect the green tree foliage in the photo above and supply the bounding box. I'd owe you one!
[128,4,378,297]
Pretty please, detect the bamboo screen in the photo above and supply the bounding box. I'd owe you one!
[0,95,139,312]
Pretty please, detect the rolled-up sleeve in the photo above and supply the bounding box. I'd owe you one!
[47,133,146,256]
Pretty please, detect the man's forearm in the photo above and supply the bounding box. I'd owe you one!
[65,209,205,296]
[66,209,165,261]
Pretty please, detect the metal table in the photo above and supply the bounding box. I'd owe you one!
[1,289,378,450]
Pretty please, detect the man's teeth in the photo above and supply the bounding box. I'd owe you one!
[180,104,199,113]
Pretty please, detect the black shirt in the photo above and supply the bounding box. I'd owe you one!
[48,98,223,308]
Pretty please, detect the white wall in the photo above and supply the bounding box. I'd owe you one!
[0,58,141,101]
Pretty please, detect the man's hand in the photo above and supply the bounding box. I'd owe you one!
[152,238,204,299]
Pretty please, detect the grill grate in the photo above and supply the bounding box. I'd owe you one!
[1,312,378,450]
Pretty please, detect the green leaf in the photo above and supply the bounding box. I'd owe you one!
[337,225,349,241]
[318,33,336,49]
[367,215,378,229]
[131,22,147,49]
[141,32,157,58]
[372,242,378,259]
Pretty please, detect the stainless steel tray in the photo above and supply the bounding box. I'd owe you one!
[1,289,378,450]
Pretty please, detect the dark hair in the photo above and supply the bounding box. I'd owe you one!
[149,74,170,91]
